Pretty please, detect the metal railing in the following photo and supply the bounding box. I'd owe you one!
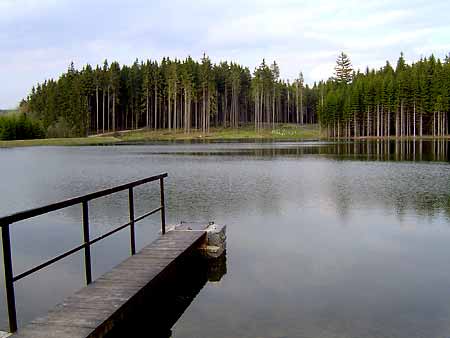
[0,173,168,332]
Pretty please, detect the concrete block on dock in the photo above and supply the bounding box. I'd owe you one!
[171,222,226,259]
[204,223,226,259]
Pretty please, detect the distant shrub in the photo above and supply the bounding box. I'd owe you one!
[46,117,77,138]
[0,114,45,140]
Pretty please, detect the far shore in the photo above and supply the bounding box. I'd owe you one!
[0,124,320,147]
[0,124,449,148]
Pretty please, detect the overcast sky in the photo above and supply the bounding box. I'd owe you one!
[1,0,449,108]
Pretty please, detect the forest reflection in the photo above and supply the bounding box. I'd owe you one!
[1,144,450,337]
[56,140,450,237]
[331,140,449,162]
[149,140,449,162]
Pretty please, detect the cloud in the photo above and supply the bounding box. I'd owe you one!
[0,0,450,107]
[0,0,66,22]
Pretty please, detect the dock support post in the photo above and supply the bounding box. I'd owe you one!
[2,225,17,332]
[129,187,136,255]
[160,177,166,235]
[82,201,92,285]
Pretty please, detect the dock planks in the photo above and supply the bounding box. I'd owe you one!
[11,230,206,338]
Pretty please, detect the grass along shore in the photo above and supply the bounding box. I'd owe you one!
[0,124,322,147]
[1,124,448,148]
[0,136,121,148]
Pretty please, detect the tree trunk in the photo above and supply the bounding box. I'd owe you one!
[287,88,290,123]
[146,89,149,129]
[395,110,399,138]
[300,84,303,125]
[96,86,99,134]
[433,112,436,137]
[168,92,171,131]
[107,86,110,131]
[154,83,158,129]
[272,88,275,130]
[102,89,105,134]
[195,99,198,130]
[388,111,390,137]
[112,94,116,132]
[420,112,423,137]
[400,100,404,138]
[295,83,299,124]
[377,104,380,137]
[174,83,177,130]
[367,107,370,137]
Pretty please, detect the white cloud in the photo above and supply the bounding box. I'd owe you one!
[0,0,64,20]
[413,41,450,57]
[0,0,450,107]
[309,62,336,82]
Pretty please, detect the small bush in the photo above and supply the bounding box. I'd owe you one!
[0,114,45,140]
[46,117,77,138]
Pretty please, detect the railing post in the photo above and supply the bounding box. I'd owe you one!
[2,224,17,332]
[82,201,92,285]
[129,187,136,255]
[160,177,166,235]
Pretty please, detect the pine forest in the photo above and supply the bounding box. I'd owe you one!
[20,52,450,139]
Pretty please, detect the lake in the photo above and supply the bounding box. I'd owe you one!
[0,140,449,337]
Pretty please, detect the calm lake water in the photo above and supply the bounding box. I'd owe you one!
[0,140,449,337]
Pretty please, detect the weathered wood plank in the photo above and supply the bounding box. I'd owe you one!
[11,323,93,338]
[11,230,206,338]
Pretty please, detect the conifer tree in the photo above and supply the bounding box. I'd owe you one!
[335,52,353,85]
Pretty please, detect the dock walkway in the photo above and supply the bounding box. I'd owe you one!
[11,229,206,338]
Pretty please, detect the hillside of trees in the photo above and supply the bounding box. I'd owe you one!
[23,55,317,138]
[321,53,450,138]
[22,52,450,139]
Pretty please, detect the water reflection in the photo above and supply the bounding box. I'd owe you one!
[1,142,450,337]
[337,140,449,162]
[140,140,450,162]
[105,252,227,338]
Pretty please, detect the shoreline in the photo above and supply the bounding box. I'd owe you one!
[0,125,449,148]
[332,136,450,141]
[0,125,321,148]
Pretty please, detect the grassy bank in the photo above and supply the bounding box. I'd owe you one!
[2,125,450,148]
[120,124,321,142]
[0,124,322,148]
[0,136,121,148]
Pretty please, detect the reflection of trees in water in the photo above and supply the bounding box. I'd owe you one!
[331,175,450,223]
[324,142,450,222]
[105,252,227,338]
[40,140,450,236]
[153,140,449,162]
[171,141,450,225]
[334,140,449,162]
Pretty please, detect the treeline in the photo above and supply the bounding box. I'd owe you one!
[320,53,450,138]
[24,55,319,137]
[0,114,45,140]
[23,52,450,139]
[0,110,18,115]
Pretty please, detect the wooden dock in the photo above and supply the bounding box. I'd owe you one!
[10,229,206,338]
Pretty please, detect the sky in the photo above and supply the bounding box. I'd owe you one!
[1,0,450,108]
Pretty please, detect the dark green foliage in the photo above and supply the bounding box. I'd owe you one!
[319,53,450,137]
[0,114,45,140]
[24,56,319,136]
